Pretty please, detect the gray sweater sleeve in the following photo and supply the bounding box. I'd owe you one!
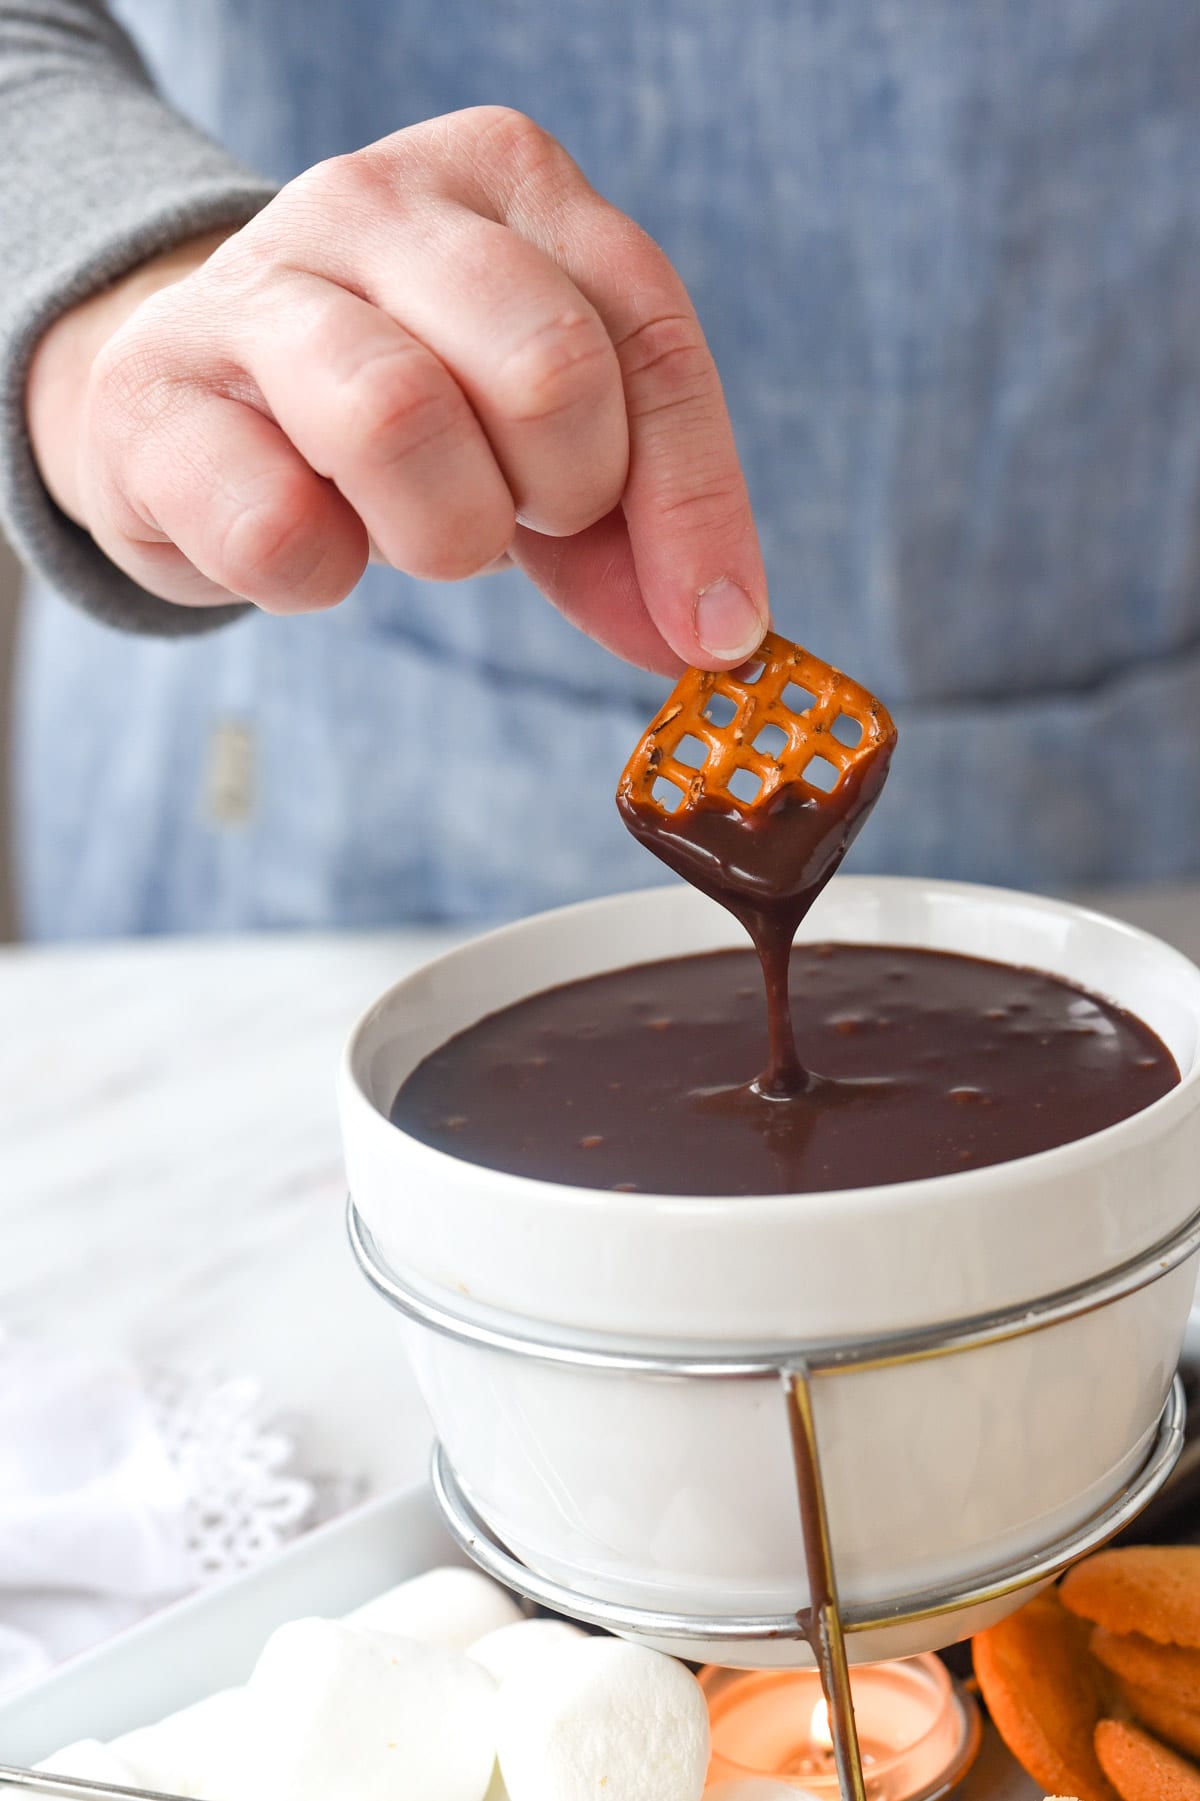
[0,2,279,634]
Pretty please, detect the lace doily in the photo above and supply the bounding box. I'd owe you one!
[146,1371,317,1584]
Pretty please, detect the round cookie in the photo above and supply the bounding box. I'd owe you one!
[973,1591,1119,1801]
[1095,1720,1200,1801]
[1115,1683,1200,1763]
[1062,1552,1200,1649]
[1091,1631,1200,1712]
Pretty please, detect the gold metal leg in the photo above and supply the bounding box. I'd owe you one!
[785,1365,869,1801]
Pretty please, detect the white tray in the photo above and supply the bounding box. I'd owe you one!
[0,1480,1039,1801]
[0,1484,463,1768]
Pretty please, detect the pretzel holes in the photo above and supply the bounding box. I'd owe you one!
[753,722,789,760]
[802,754,840,794]
[651,774,686,813]
[831,712,864,748]
[673,733,709,770]
[782,681,817,716]
[727,767,764,804]
[703,692,739,728]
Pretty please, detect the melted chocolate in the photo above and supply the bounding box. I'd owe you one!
[618,763,892,1096]
[390,944,1178,1195]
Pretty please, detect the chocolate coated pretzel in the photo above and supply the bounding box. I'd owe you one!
[618,631,896,816]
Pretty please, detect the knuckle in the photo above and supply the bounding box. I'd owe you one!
[286,150,371,209]
[275,150,407,238]
[88,325,167,423]
[341,352,468,464]
[465,105,571,192]
[86,352,143,441]
[218,470,324,594]
[617,312,713,411]
[86,329,189,464]
[497,310,615,423]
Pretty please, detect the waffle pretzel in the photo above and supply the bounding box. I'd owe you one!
[617,631,896,819]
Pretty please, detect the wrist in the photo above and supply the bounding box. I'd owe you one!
[25,229,233,526]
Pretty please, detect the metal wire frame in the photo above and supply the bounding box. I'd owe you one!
[0,1769,192,1801]
[349,1199,1200,1379]
[349,1196,1198,1801]
[430,1381,1185,1643]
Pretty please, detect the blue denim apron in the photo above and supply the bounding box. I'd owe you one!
[18,0,1200,934]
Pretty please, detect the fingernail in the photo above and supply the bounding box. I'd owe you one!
[695,578,768,661]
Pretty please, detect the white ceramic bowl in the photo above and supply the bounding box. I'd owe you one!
[339,878,1200,1666]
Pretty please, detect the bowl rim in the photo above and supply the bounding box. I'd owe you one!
[341,874,1200,1219]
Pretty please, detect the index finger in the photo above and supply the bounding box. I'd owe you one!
[444,109,771,668]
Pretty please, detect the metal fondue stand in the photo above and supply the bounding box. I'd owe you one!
[350,1199,1198,1801]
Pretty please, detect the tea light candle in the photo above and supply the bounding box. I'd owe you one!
[700,1655,980,1801]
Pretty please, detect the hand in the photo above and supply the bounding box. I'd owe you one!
[27,107,768,673]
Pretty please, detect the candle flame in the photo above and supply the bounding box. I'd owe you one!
[810,1698,834,1752]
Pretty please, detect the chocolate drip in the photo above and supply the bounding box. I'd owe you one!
[617,756,892,1094]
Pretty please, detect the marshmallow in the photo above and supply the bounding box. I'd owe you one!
[469,1620,588,1687]
[228,1616,497,1801]
[496,1637,710,1801]
[111,1687,246,1797]
[20,1742,143,1788]
[349,1565,524,1649]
